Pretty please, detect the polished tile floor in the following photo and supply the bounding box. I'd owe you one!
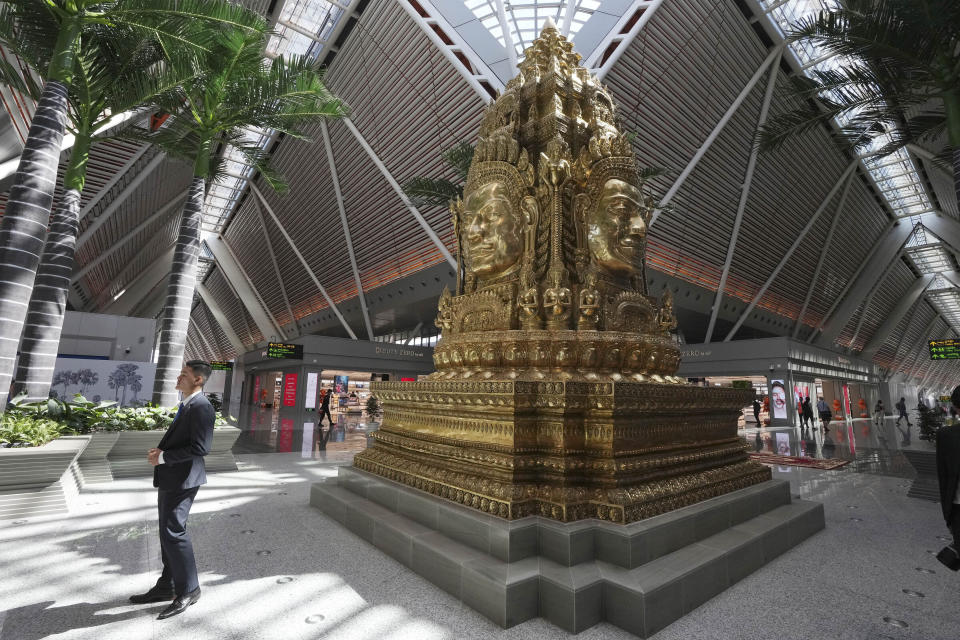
[0,417,957,639]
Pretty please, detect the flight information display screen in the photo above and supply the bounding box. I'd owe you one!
[266,342,304,360]
[929,339,960,360]
[209,361,233,370]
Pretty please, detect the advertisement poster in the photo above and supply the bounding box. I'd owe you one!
[283,373,298,407]
[770,380,787,420]
[305,372,318,409]
[334,375,349,394]
[51,358,156,407]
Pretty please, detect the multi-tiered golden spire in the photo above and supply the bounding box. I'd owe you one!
[356,23,768,523]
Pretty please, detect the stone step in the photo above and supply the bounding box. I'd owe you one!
[311,473,824,636]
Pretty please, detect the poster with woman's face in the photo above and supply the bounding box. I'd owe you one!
[771,380,787,419]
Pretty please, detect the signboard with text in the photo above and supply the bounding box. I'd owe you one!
[267,342,304,359]
[283,373,298,407]
[209,361,233,371]
[929,339,960,360]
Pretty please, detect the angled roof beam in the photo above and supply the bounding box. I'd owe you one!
[196,282,245,354]
[560,0,578,36]
[860,274,936,358]
[727,160,857,341]
[809,219,906,345]
[650,46,784,228]
[494,0,518,70]
[250,183,358,340]
[206,235,285,342]
[398,0,501,102]
[593,0,665,81]
[342,118,456,269]
[844,248,904,350]
[898,313,942,376]
[72,187,188,283]
[189,311,220,360]
[404,322,423,345]
[320,120,373,340]
[102,245,174,315]
[792,169,856,338]
[249,195,299,338]
[75,152,166,244]
[704,52,781,343]
[276,19,327,45]
[77,144,151,219]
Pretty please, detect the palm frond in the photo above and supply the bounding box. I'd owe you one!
[402,177,461,208]
[442,142,474,181]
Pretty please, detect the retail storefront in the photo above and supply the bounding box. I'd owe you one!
[236,335,434,455]
[677,337,882,428]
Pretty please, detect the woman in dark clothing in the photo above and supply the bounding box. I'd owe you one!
[319,387,333,428]
[802,397,814,431]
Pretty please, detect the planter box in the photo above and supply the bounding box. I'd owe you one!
[0,436,89,520]
[74,427,242,487]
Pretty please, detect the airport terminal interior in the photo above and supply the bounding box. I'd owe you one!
[1,0,959,638]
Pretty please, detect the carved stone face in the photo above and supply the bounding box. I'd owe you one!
[464,182,523,279]
[587,178,646,276]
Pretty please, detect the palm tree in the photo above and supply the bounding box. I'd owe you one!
[758,0,960,207]
[134,24,346,406]
[1,24,202,403]
[77,368,98,394]
[0,0,262,409]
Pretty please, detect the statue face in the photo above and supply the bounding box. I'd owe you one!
[463,182,523,279]
[587,178,646,275]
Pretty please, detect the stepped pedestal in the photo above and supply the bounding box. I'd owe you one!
[311,467,823,636]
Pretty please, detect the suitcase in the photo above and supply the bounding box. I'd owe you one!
[936,544,960,571]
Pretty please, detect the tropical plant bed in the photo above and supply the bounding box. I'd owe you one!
[101,426,242,480]
[0,435,89,520]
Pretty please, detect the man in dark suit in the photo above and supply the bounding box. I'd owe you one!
[129,360,216,619]
[937,385,960,554]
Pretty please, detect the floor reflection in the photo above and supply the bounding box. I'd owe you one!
[234,407,370,457]
[746,416,924,479]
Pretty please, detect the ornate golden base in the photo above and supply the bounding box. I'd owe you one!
[355,379,771,523]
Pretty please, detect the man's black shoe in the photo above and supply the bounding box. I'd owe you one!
[129,586,174,604]
[157,587,201,620]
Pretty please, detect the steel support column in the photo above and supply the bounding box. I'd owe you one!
[72,188,188,283]
[726,161,857,341]
[860,275,936,358]
[704,53,780,343]
[792,170,856,338]
[809,219,907,346]
[250,183,358,340]
[342,118,457,268]
[650,46,783,228]
[321,120,374,340]
[206,236,285,342]
[197,283,245,354]
[102,245,174,316]
[76,152,166,244]
[249,195,299,338]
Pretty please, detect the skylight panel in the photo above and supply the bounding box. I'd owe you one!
[469,1,597,60]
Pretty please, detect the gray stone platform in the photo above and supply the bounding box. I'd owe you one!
[311,467,824,637]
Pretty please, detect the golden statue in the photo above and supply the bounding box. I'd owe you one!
[356,21,769,523]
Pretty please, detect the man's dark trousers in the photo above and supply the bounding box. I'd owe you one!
[154,393,215,596]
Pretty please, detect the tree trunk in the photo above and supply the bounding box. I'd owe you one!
[11,187,82,401]
[0,80,70,409]
[151,176,205,406]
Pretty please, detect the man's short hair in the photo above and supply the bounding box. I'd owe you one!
[186,360,212,386]
[951,385,960,410]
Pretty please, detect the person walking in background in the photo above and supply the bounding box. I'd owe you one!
[803,397,814,432]
[896,397,912,427]
[318,386,333,428]
[935,385,960,570]
[874,399,885,426]
[752,398,761,426]
[817,397,831,433]
[131,361,215,619]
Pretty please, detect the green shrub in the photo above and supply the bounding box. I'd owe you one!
[4,394,229,447]
[0,411,63,447]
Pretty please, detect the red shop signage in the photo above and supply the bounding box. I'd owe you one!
[283,373,298,407]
